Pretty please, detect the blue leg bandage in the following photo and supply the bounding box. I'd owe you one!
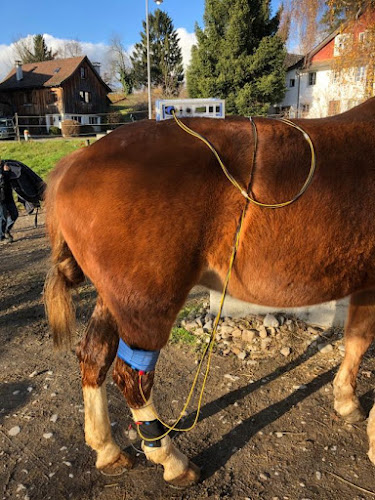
[117,338,160,373]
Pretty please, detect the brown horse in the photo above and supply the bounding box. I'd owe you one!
[44,97,375,487]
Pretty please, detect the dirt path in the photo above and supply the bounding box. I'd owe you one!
[1,213,375,499]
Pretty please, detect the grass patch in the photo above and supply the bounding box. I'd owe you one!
[0,139,91,179]
[176,304,202,322]
[170,327,197,345]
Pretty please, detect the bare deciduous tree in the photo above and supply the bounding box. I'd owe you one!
[109,36,133,94]
[57,40,83,58]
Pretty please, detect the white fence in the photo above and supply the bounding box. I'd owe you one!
[1,110,148,141]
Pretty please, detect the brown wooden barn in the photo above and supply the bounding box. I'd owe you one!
[0,56,111,133]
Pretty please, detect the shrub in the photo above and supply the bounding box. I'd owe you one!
[104,111,124,129]
[61,119,81,137]
[49,126,61,136]
[80,125,95,136]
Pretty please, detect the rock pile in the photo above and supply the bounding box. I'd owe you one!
[177,306,343,363]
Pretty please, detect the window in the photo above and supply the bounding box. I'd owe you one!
[308,72,316,85]
[89,116,99,125]
[80,66,87,79]
[50,90,58,103]
[79,91,91,103]
[328,100,341,116]
[289,78,295,87]
[301,104,310,114]
[359,31,369,44]
[71,115,82,123]
[354,66,366,82]
[331,71,340,83]
[23,91,32,105]
[334,33,351,56]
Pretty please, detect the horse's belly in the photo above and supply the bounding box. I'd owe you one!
[201,250,374,309]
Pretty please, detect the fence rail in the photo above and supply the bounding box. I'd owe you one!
[1,110,148,141]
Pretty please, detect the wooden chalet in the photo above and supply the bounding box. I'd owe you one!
[0,56,111,132]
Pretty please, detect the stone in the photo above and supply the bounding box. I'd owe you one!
[315,471,322,480]
[258,326,268,339]
[307,326,319,334]
[259,472,270,481]
[220,326,234,335]
[50,414,58,423]
[231,329,242,338]
[203,320,213,331]
[194,328,204,335]
[196,317,203,327]
[237,351,247,361]
[318,343,333,354]
[261,338,272,350]
[128,429,137,441]
[185,321,198,331]
[43,432,53,439]
[263,313,280,328]
[280,347,291,357]
[224,374,240,382]
[231,346,241,356]
[242,330,256,343]
[8,426,21,436]
[275,432,284,438]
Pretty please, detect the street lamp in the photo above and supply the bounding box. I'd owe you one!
[146,0,163,119]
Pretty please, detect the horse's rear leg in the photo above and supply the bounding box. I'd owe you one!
[76,298,134,473]
[333,290,375,425]
[113,358,200,487]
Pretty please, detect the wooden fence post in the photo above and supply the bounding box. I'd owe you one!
[14,113,20,142]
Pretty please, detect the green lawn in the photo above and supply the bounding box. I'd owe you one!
[0,139,91,179]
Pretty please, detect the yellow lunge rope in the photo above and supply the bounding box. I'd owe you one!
[137,110,316,443]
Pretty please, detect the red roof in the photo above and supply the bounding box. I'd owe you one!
[307,8,375,65]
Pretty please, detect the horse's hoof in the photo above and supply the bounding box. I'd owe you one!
[343,406,366,424]
[167,461,200,489]
[100,452,135,476]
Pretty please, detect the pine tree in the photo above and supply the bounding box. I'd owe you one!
[16,35,55,64]
[131,9,184,97]
[187,0,286,115]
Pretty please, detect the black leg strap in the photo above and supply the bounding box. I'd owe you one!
[135,419,166,448]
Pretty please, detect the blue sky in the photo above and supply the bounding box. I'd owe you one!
[1,0,280,47]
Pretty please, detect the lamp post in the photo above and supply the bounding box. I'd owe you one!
[146,0,163,119]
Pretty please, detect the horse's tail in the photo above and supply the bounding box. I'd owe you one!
[44,229,85,351]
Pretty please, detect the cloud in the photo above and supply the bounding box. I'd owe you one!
[0,30,196,84]
[176,28,196,69]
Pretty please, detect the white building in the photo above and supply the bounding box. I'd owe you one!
[276,9,374,118]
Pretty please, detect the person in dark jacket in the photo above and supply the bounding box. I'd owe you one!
[0,159,45,243]
[0,162,18,242]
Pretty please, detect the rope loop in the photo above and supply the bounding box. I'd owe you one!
[137,110,317,442]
